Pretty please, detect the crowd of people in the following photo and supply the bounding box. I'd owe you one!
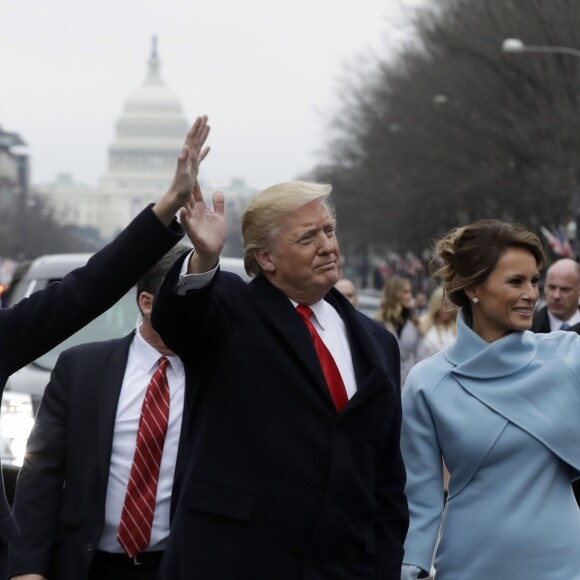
[2,116,580,580]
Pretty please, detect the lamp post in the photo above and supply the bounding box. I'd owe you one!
[502,37,580,259]
[502,38,580,59]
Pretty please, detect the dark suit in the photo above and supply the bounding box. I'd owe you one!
[152,263,409,580]
[0,206,182,576]
[8,332,187,579]
[531,305,580,332]
[530,306,551,333]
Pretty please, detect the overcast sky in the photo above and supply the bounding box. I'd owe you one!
[1,0,425,192]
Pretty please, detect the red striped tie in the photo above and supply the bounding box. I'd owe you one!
[117,356,170,557]
[296,305,348,412]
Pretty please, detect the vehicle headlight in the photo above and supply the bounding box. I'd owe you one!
[0,392,34,467]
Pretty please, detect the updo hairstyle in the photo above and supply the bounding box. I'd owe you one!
[431,219,545,309]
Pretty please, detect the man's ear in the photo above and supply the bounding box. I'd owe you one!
[138,292,154,316]
[254,248,275,273]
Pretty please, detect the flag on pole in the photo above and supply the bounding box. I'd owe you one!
[540,226,575,259]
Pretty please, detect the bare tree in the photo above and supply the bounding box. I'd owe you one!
[316,0,580,264]
[0,194,101,260]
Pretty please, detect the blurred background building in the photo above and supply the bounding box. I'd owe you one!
[36,37,256,243]
[0,128,27,207]
[0,128,27,280]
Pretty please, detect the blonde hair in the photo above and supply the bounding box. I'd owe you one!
[375,276,419,332]
[432,219,545,309]
[241,181,334,277]
[419,287,457,335]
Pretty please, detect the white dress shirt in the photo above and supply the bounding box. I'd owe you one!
[176,255,357,399]
[291,298,357,400]
[547,309,580,331]
[97,328,185,552]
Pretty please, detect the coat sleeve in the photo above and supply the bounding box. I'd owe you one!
[374,386,409,578]
[0,206,182,377]
[9,352,72,577]
[400,367,446,573]
[152,265,242,362]
[368,327,409,578]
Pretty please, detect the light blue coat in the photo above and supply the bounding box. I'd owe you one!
[401,310,580,579]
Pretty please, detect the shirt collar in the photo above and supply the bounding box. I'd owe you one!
[290,298,330,331]
[135,325,183,375]
[547,308,580,330]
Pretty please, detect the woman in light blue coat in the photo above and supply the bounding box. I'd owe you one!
[401,220,580,580]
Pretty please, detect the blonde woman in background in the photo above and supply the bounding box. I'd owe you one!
[418,287,457,360]
[375,276,423,385]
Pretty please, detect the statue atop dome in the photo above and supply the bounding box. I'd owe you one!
[98,36,190,230]
[40,36,194,242]
[147,35,161,84]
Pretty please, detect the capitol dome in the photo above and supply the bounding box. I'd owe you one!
[101,36,189,193]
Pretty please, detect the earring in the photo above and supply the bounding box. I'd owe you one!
[472,297,479,304]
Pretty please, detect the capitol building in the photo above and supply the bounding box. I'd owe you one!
[37,38,255,241]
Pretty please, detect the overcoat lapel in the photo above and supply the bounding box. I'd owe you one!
[249,278,393,412]
[325,290,391,409]
[249,276,333,407]
[97,332,134,486]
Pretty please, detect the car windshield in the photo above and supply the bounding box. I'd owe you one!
[33,291,139,370]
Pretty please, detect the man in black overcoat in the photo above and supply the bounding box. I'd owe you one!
[152,180,409,579]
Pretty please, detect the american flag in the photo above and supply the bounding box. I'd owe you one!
[540,226,575,259]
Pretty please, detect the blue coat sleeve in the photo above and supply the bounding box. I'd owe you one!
[401,364,445,573]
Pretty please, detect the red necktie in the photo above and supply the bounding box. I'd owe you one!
[118,356,171,557]
[296,305,348,412]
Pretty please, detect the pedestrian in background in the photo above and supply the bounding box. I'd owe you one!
[417,287,457,360]
[401,219,580,579]
[530,257,580,331]
[414,290,428,318]
[375,276,423,385]
[334,277,358,307]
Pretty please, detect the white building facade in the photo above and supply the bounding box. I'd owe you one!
[38,37,190,240]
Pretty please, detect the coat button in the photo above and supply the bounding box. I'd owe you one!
[86,543,95,552]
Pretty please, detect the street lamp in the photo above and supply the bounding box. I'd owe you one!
[502,37,580,259]
[502,38,580,59]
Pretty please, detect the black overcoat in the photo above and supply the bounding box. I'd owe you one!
[152,262,409,580]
